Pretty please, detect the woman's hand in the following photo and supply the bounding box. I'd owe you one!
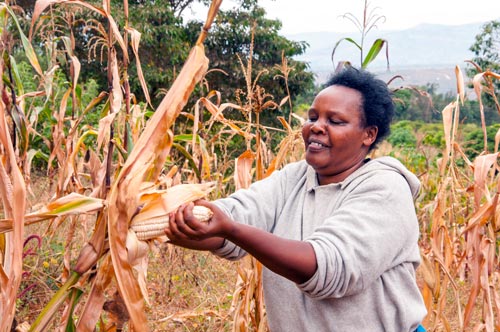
[164,200,228,250]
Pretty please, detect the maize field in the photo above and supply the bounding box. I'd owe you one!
[0,1,499,331]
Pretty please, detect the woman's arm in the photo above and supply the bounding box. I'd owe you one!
[165,200,317,284]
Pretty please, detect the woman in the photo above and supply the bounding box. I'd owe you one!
[165,67,427,332]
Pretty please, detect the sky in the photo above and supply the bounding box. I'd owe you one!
[184,0,500,35]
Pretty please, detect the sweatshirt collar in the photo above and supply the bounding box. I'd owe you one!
[305,157,420,198]
[305,159,373,192]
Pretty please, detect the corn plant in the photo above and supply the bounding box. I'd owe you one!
[418,66,500,332]
[331,0,389,72]
[0,0,223,331]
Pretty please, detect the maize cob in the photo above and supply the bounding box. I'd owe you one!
[130,205,213,241]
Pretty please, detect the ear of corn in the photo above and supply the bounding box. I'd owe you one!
[130,205,213,241]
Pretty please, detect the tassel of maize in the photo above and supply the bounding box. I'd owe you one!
[130,205,213,241]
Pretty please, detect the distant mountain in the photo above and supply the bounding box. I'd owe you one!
[286,21,495,94]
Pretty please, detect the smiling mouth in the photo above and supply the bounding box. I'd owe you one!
[308,141,329,149]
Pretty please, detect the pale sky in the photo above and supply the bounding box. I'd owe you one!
[185,0,500,34]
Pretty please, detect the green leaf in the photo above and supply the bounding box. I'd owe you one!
[65,288,84,332]
[361,38,388,69]
[9,56,24,96]
[174,133,201,143]
[2,4,43,76]
[29,272,81,332]
[331,37,362,67]
[172,142,201,180]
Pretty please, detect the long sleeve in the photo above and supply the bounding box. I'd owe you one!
[212,161,308,260]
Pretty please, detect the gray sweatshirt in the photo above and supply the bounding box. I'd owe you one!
[213,156,427,332]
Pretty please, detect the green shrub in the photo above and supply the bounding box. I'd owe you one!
[387,125,417,147]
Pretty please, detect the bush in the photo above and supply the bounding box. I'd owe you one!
[387,123,417,148]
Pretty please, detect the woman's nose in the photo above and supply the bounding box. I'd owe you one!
[310,119,326,133]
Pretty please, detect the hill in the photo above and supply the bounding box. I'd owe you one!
[286,21,495,94]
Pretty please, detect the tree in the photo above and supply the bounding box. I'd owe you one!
[467,20,500,110]
[38,0,314,115]
[191,4,314,127]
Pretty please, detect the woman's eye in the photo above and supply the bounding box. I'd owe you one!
[328,119,342,125]
[307,117,317,122]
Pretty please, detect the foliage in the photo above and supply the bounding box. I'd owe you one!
[196,4,315,124]
[387,121,417,147]
[392,84,500,125]
[106,0,194,104]
[419,123,445,149]
[467,20,500,109]
[463,123,500,158]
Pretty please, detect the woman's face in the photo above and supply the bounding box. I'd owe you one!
[302,85,378,184]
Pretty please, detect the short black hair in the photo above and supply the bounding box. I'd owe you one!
[324,67,394,151]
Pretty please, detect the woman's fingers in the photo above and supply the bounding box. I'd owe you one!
[165,201,214,241]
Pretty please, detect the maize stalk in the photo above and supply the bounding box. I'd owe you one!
[130,205,213,241]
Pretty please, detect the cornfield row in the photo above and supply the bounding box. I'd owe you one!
[0,1,499,331]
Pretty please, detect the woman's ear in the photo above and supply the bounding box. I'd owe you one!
[363,126,378,146]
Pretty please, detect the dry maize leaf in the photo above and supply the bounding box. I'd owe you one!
[479,241,495,332]
[419,254,436,294]
[277,116,292,133]
[494,128,500,154]
[472,153,498,209]
[30,0,127,62]
[463,252,483,327]
[200,98,253,140]
[235,150,255,190]
[108,169,148,331]
[472,72,488,143]
[255,131,265,181]
[441,101,455,174]
[109,48,123,114]
[76,254,114,332]
[9,193,102,224]
[96,55,121,151]
[86,149,107,197]
[0,157,13,214]
[131,182,216,225]
[0,193,103,234]
[455,65,465,105]
[0,93,26,332]
[47,88,71,177]
[492,272,500,329]
[70,54,80,92]
[126,27,152,107]
[1,4,43,77]
[124,45,208,182]
[108,43,209,331]
[97,113,118,152]
[279,96,290,108]
[126,230,151,304]
[265,125,302,177]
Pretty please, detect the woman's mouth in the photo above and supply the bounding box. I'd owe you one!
[308,140,329,150]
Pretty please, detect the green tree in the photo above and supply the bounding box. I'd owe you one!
[190,3,315,126]
[53,0,314,115]
[467,20,500,109]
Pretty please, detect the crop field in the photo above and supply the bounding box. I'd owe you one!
[1,1,499,331]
